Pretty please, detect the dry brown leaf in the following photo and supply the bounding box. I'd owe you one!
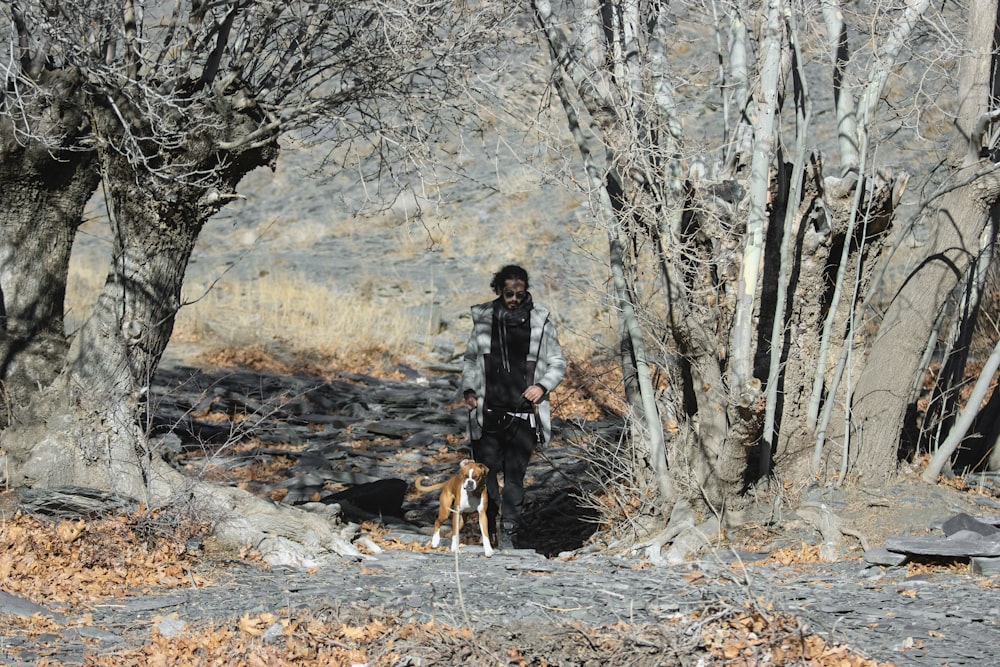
[56,519,84,544]
[683,570,705,583]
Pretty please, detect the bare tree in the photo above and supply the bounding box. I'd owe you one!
[0,0,508,565]
[529,0,994,559]
[850,0,1000,481]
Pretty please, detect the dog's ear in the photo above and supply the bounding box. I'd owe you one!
[460,458,471,466]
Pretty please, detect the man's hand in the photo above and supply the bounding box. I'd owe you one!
[464,393,478,409]
[523,384,544,404]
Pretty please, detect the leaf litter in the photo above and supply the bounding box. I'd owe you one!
[0,503,896,665]
[0,350,908,665]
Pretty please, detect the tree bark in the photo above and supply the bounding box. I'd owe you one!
[0,125,360,564]
[851,0,1000,483]
[0,69,99,424]
[852,168,1000,481]
[6,135,214,493]
[731,0,782,392]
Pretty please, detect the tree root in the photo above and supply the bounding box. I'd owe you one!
[797,501,869,559]
[797,502,842,561]
[14,438,369,568]
[639,501,722,565]
[194,483,369,568]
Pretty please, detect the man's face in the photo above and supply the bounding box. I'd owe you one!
[501,278,527,310]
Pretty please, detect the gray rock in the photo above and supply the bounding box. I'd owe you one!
[971,556,1000,576]
[975,513,1000,526]
[263,621,284,643]
[402,431,439,448]
[73,625,123,643]
[366,418,448,438]
[885,533,1000,558]
[123,595,189,612]
[863,546,909,566]
[155,615,188,637]
[942,512,1000,537]
[716,548,770,564]
[948,528,991,542]
[0,590,65,622]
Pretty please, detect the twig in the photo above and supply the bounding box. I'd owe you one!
[453,547,470,628]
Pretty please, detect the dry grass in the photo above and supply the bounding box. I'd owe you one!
[67,167,613,364]
[68,261,614,369]
[174,273,431,356]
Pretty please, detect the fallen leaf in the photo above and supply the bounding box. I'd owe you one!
[683,570,705,583]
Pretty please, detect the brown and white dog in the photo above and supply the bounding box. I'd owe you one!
[414,459,493,557]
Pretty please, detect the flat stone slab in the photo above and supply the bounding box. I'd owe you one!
[0,590,65,621]
[971,556,1000,575]
[885,533,1000,558]
[862,546,909,566]
[364,419,452,438]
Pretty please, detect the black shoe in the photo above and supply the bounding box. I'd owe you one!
[498,522,516,550]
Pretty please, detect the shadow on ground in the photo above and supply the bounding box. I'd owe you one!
[147,360,611,557]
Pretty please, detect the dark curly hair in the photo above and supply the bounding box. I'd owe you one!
[490,264,530,294]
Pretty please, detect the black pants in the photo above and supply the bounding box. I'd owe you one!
[472,414,535,534]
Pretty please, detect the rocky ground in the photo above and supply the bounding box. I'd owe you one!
[3,352,1000,666]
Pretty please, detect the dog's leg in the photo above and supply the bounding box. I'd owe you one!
[478,493,494,557]
[431,519,443,548]
[431,489,453,549]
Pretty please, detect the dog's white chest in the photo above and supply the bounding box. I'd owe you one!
[458,486,479,512]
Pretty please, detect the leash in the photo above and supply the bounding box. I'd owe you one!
[528,403,588,492]
[474,396,584,491]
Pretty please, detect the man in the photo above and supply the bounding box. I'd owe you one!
[462,264,566,550]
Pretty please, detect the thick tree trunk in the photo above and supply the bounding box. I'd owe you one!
[0,73,99,423]
[852,169,1000,481]
[1,143,360,564]
[6,140,207,493]
[668,317,735,509]
[850,0,1000,484]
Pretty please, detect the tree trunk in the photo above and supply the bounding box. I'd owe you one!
[4,148,361,564]
[852,170,1000,481]
[5,139,210,494]
[0,71,99,424]
[0,105,362,564]
[849,0,1000,484]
